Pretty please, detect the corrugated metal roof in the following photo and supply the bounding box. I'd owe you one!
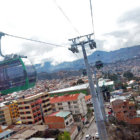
[49,80,114,94]
[49,111,71,118]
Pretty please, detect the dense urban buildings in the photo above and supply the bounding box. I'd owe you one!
[111,97,140,124]
[18,92,52,125]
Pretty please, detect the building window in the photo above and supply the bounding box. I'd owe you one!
[18,102,22,105]
[58,103,62,105]
[59,108,63,110]
[21,117,25,119]
[73,101,77,104]
[74,106,78,108]
[25,106,29,109]
[48,108,51,111]
[75,111,79,114]
[66,121,69,125]
[45,94,48,97]
[123,111,127,113]
[0,111,3,114]
[70,118,73,122]
[27,116,32,119]
[19,107,23,109]
[28,121,32,124]
[0,115,4,118]
[20,112,24,115]
[26,111,31,114]
[46,99,50,102]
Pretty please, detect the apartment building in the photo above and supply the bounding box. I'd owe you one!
[50,93,87,116]
[5,100,19,123]
[0,103,12,125]
[45,111,74,129]
[18,92,52,125]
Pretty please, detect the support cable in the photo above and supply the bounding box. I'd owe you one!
[89,0,95,39]
[53,0,80,35]
[2,32,66,48]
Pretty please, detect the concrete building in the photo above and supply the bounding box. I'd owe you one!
[45,111,74,129]
[50,93,87,116]
[18,92,52,125]
[0,103,12,125]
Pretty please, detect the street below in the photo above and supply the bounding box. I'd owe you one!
[81,119,97,140]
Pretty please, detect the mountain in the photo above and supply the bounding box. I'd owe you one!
[35,45,140,73]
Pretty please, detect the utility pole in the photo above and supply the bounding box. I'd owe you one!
[69,34,108,140]
[94,69,106,122]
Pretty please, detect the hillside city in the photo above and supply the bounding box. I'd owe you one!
[0,0,140,139]
[0,54,140,140]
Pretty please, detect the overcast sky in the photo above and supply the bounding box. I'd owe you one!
[0,0,140,65]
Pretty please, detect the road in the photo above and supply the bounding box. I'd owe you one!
[81,120,97,140]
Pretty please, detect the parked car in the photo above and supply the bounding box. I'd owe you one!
[85,134,92,140]
[94,132,99,139]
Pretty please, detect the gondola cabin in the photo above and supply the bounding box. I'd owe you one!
[95,60,103,70]
[0,57,36,95]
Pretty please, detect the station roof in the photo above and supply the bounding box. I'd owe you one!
[49,79,114,94]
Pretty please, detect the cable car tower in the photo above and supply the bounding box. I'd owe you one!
[0,32,37,95]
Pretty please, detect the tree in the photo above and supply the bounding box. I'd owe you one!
[104,73,118,82]
[58,131,71,140]
[123,71,134,80]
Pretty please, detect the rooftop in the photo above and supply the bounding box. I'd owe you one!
[85,95,92,101]
[0,129,14,139]
[49,79,114,94]
[49,83,89,94]
[49,111,71,118]
[50,93,80,103]
[110,95,131,103]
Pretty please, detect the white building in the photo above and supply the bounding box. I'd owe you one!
[50,93,87,116]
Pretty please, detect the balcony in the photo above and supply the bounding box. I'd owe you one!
[31,102,35,106]
[32,106,37,111]
[33,112,38,116]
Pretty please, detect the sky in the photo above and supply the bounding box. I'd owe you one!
[0,0,140,65]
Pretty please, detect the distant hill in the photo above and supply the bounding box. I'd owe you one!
[35,45,140,73]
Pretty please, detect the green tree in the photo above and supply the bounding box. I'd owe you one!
[58,131,71,140]
[104,73,118,82]
[123,71,134,80]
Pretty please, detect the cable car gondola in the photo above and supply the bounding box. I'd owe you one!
[95,60,103,70]
[0,32,37,95]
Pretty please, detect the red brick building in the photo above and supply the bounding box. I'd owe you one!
[111,99,140,124]
[44,111,74,129]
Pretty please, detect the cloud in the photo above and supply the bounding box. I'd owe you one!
[19,41,78,65]
[0,0,140,66]
[118,8,140,24]
[101,7,140,51]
